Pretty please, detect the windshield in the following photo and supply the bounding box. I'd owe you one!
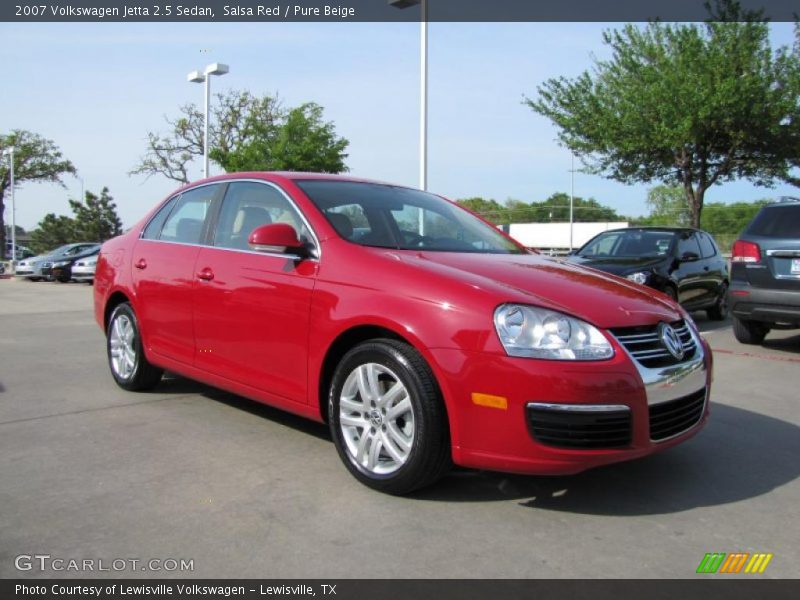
[48,244,75,256]
[578,230,677,258]
[297,180,525,254]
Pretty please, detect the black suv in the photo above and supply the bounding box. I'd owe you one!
[729,200,800,344]
[567,227,729,319]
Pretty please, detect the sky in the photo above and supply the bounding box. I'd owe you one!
[1,20,798,231]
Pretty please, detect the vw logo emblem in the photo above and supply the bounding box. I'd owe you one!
[658,322,685,360]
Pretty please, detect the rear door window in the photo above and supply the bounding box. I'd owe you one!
[159,185,218,244]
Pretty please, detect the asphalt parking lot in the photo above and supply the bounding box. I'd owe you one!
[1,279,798,579]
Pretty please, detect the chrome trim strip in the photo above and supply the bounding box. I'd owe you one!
[766,249,800,258]
[526,403,630,413]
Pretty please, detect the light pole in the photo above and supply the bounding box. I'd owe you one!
[2,147,16,265]
[187,62,229,179]
[569,153,576,252]
[390,0,427,236]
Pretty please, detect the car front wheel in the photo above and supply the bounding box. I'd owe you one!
[328,339,450,495]
[107,302,163,391]
[732,316,769,345]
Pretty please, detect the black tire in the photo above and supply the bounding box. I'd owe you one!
[106,302,163,391]
[328,339,451,495]
[706,283,729,321]
[732,316,769,345]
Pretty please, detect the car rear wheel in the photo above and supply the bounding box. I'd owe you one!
[706,283,728,321]
[107,302,163,391]
[732,316,769,345]
[328,339,451,495]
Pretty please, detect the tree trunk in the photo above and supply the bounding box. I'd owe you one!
[690,187,704,229]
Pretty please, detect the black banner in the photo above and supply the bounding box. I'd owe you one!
[2,0,799,23]
[4,580,800,600]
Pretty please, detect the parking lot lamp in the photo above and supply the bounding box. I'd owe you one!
[390,0,427,236]
[2,146,16,265]
[187,63,229,179]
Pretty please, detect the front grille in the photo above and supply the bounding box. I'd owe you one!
[526,406,632,449]
[649,388,706,441]
[610,320,697,368]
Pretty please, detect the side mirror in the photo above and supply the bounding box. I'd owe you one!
[680,251,700,262]
[248,223,307,257]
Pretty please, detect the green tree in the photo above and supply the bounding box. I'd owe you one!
[28,186,123,254]
[526,1,800,227]
[216,103,348,173]
[456,197,509,223]
[30,214,77,254]
[529,193,622,222]
[0,130,76,254]
[640,185,691,226]
[70,187,123,242]
[132,90,349,183]
[457,193,622,224]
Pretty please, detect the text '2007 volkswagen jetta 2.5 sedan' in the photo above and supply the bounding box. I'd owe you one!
[94,173,712,494]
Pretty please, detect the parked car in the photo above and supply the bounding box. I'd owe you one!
[566,227,729,320]
[94,173,712,494]
[4,243,35,261]
[16,243,99,281]
[729,199,800,344]
[71,254,99,283]
[50,245,101,283]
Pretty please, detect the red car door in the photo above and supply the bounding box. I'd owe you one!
[193,181,318,405]
[132,183,221,366]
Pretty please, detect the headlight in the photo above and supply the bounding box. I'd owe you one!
[625,271,649,285]
[88,259,97,266]
[494,304,614,360]
[52,260,70,267]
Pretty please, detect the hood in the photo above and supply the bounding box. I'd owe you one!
[566,255,667,276]
[397,251,680,329]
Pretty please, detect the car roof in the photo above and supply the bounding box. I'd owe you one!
[184,171,411,190]
[763,198,800,207]
[599,226,700,234]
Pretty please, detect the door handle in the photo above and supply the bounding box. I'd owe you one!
[196,268,214,281]
[134,258,147,270]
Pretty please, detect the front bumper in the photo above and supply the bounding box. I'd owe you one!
[430,329,711,476]
[71,266,96,281]
[729,283,800,326]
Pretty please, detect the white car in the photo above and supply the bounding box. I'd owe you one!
[71,255,98,283]
[15,243,98,281]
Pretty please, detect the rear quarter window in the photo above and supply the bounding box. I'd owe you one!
[745,206,800,237]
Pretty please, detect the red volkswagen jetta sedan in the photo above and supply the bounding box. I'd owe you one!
[94,173,711,494]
